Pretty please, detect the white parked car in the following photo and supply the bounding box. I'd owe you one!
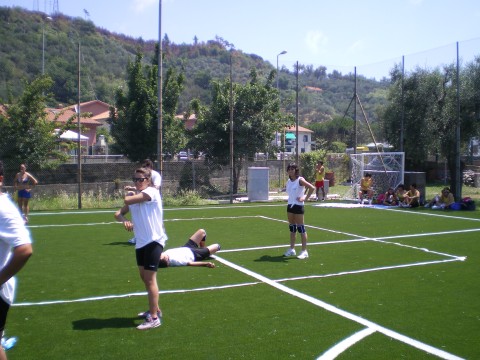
[177,151,188,160]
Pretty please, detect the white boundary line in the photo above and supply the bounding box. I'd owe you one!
[213,255,464,360]
[316,327,376,360]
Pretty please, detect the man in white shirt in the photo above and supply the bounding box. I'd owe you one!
[158,229,220,268]
[0,160,33,359]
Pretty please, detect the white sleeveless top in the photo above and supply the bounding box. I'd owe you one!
[286,177,305,206]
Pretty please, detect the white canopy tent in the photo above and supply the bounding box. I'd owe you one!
[56,129,88,142]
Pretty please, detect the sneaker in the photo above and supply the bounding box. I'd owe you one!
[137,315,161,330]
[283,248,296,257]
[128,237,136,244]
[424,203,430,208]
[368,200,372,205]
[138,310,162,319]
[297,250,309,259]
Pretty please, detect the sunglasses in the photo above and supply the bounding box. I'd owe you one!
[132,177,148,183]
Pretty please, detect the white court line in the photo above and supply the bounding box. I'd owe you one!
[276,258,462,283]
[213,255,464,360]
[317,327,376,360]
[14,281,261,307]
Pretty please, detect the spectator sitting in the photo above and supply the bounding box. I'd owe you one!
[383,187,398,206]
[395,184,406,206]
[400,183,420,208]
[425,187,455,210]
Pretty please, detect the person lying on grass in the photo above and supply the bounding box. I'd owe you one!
[158,228,220,268]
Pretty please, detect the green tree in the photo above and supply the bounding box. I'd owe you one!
[110,52,186,162]
[189,68,289,193]
[0,76,68,171]
[383,60,480,197]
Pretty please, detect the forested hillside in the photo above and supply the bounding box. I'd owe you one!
[0,6,389,127]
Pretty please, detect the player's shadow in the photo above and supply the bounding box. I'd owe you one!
[254,255,289,263]
[72,317,136,330]
[103,242,134,247]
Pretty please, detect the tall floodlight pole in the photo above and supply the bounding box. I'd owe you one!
[276,51,287,186]
[157,0,163,174]
[455,42,461,200]
[229,49,234,204]
[77,41,82,209]
[42,17,52,75]
[295,61,299,165]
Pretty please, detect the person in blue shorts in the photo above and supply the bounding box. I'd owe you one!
[13,163,38,224]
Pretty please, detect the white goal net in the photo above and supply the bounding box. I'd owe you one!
[347,152,405,200]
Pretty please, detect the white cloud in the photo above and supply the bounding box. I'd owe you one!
[305,30,328,55]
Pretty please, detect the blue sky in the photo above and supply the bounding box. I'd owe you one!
[2,0,480,78]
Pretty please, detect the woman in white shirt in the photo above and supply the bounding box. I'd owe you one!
[284,163,315,260]
[115,167,167,330]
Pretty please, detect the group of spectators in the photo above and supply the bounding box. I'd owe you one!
[359,173,455,210]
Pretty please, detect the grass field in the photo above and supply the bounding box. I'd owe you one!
[6,202,480,359]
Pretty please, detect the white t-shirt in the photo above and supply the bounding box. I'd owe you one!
[0,193,33,304]
[163,247,194,266]
[129,186,167,249]
[151,169,162,188]
[286,177,306,206]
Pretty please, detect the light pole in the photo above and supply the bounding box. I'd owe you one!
[42,16,52,75]
[276,50,286,91]
[276,51,286,186]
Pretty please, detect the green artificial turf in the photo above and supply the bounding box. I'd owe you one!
[6,203,480,359]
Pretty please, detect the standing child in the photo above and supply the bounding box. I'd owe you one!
[114,167,167,330]
[284,163,315,260]
[314,161,326,201]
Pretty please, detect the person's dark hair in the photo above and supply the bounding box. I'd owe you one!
[442,187,450,193]
[411,183,417,188]
[396,184,404,190]
[0,160,3,177]
[365,173,372,178]
[287,163,300,176]
[158,258,168,268]
[135,167,151,179]
[142,159,154,169]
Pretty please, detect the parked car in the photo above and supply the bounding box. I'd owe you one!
[177,151,188,160]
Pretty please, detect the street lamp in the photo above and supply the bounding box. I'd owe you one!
[276,50,287,92]
[42,16,52,75]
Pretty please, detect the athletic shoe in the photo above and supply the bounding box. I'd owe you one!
[283,248,296,257]
[128,237,136,244]
[368,200,372,205]
[137,315,161,330]
[297,250,309,259]
[138,310,162,319]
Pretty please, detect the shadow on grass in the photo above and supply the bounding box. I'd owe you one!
[72,317,136,330]
[254,255,290,263]
[103,242,134,246]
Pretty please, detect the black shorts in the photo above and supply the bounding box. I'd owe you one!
[287,204,304,215]
[361,189,369,194]
[183,239,210,261]
[136,242,164,271]
[0,297,10,333]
